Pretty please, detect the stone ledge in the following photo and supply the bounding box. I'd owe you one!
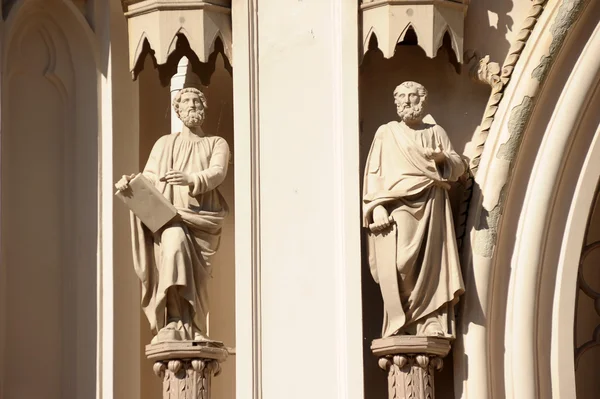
[371,335,451,358]
[146,341,229,362]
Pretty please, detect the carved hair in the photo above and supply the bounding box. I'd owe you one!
[394,81,428,106]
[172,87,208,118]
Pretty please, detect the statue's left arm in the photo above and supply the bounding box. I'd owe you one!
[435,125,466,182]
[189,137,230,196]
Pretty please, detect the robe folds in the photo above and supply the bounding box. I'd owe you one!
[130,132,229,336]
[363,121,465,338]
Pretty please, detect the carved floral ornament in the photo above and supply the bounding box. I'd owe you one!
[121,0,232,79]
[361,0,468,63]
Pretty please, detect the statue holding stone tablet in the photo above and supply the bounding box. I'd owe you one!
[116,87,229,343]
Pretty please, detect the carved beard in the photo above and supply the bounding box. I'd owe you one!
[397,103,425,124]
[180,108,205,128]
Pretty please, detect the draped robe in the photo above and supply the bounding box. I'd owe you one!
[130,132,229,339]
[363,121,465,338]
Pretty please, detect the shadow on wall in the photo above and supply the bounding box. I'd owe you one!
[358,35,490,399]
[465,0,514,63]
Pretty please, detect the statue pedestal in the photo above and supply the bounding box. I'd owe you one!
[146,341,229,399]
[371,336,451,399]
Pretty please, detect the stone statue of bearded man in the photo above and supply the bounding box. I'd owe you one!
[116,87,229,343]
[363,81,465,338]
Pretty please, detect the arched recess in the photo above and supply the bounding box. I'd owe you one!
[549,27,600,398]
[0,1,99,399]
[453,0,600,397]
[503,20,600,398]
[453,2,600,397]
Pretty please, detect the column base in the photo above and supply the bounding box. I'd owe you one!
[146,341,229,399]
[372,336,451,399]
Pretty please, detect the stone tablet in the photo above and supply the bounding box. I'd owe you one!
[115,173,177,233]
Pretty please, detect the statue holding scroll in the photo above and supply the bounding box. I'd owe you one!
[363,81,465,338]
[115,88,229,343]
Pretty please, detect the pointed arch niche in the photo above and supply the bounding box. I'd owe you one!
[358,25,491,398]
[0,1,98,398]
[132,43,236,399]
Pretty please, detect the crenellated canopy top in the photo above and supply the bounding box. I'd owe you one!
[120,0,232,80]
[361,0,468,63]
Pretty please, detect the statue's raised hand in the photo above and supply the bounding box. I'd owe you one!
[162,170,193,186]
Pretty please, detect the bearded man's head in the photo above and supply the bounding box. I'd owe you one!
[173,88,208,128]
[393,81,428,124]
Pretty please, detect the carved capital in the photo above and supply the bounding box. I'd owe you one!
[378,354,444,399]
[372,336,451,399]
[146,341,229,399]
[152,358,221,399]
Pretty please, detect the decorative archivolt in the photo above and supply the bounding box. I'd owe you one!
[121,0,232,79]
[361,0,468,62]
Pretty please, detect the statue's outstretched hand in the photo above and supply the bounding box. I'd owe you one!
[370,205,393,233]
[115,173,136,191]
[162,170,193,186]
